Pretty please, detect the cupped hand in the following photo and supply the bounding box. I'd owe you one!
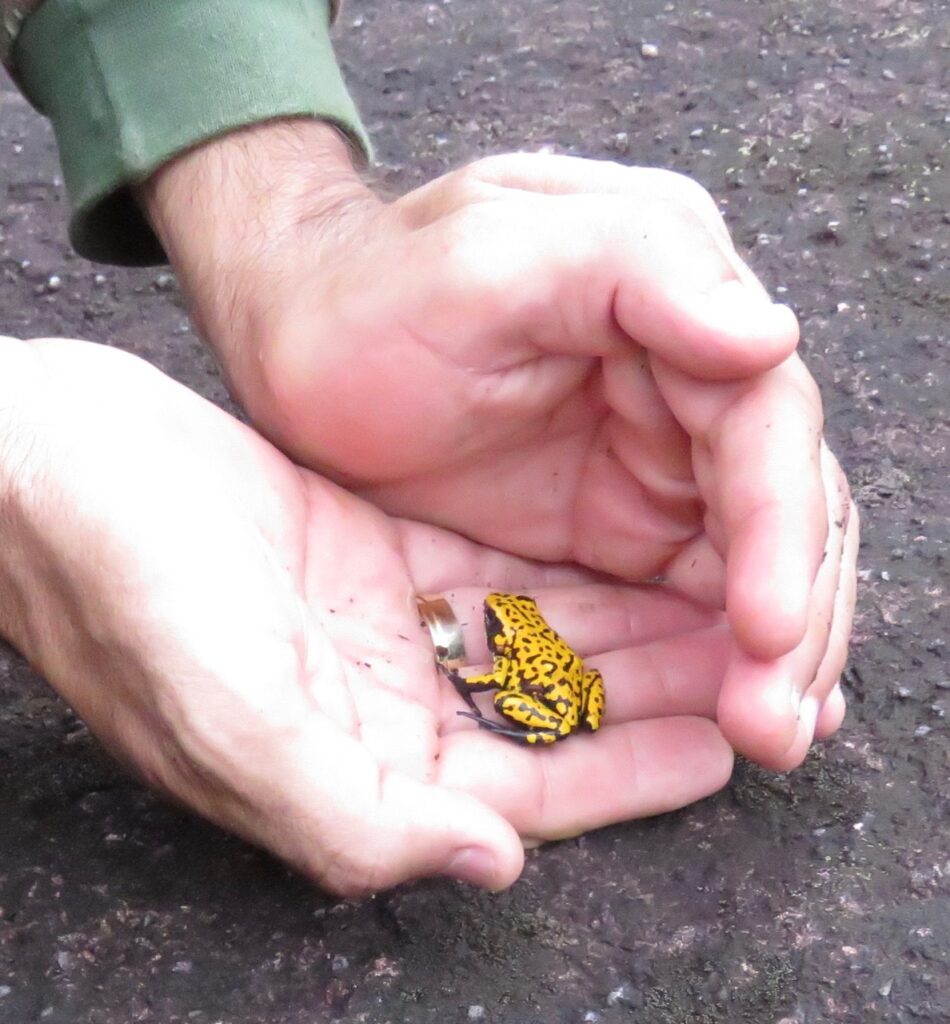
[144,122,858,769]
[0,336,734,894]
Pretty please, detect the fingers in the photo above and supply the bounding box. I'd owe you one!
[613,276,799,381]
[419,581,724,684]
[661,533,728,608]
[717,363,828,659]
[426,583,722,665]
[806,491,859,736]
[815,683,847,740]
[772,490,859,763]
[594,624,732,723]
[404,155,799,379]
[653,353,828,659]
[439,717,733,843]
[716,446,858,769]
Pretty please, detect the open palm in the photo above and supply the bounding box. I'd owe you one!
[3,337,736,894]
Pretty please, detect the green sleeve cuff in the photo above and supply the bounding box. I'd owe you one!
[13,0,369,265]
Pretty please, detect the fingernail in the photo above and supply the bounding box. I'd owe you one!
[443,847,498,888]
[798,695,820,739]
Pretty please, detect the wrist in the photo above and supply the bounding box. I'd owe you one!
[138,118,382,391]
[140,118,369,271]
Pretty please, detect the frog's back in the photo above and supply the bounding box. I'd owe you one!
[486,593,574,659]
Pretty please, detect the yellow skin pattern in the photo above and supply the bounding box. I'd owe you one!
[445,593,606,745]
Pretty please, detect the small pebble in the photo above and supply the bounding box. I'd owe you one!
[0,986,11,998]
[606,983,641,1009]
[46,274,62,291]
[914,725,931,738]
[881,68,896,81]
[467,1005,486,1021]
[640,42,659,58]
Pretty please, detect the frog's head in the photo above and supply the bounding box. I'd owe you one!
[483,595,506,648]
[483,593,535,649]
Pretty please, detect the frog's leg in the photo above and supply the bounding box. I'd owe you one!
[438,664,502,716]
[459,691,573,745]
[580,668,606,732]
[456,711,564,745]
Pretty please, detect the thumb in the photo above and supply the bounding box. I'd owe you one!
[245,722,524,897]
[369,773,525,892]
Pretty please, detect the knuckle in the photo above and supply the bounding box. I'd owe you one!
[445,157,510,203]
[661,169,721,218]
[651,170,731,245]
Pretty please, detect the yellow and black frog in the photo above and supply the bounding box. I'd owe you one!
[444,593,606,745]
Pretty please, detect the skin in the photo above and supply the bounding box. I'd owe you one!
[0,336,743,895]
[141,120,858,771]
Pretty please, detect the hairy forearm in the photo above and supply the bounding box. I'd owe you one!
[139,118,377,382]
[140,118,367,264]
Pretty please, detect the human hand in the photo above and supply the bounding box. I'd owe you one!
[0,335,735,894]
[141,122,858,771]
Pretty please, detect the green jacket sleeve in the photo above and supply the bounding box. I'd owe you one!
[10,0,368,266]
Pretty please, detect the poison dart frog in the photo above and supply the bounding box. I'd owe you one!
[443,593,606,745]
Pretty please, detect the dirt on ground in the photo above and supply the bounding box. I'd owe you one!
[0,1,947,1022]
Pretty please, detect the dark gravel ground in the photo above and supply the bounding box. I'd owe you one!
[1,1,948,1021]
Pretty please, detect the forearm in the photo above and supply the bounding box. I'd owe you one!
[141,118,369,277]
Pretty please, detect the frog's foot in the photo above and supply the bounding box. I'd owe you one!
[456,711,564,745]
[581,668,606,732]
[438,664,484,714]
